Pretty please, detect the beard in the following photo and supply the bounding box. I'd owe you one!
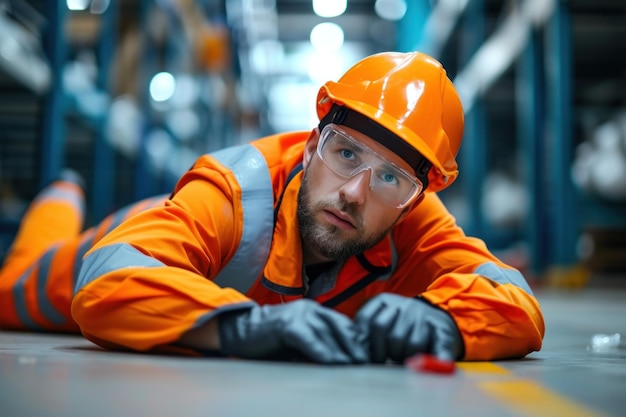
[297,170,398,262]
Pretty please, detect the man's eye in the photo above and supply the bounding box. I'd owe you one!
[381,172,398,184]
[340,149,354,159]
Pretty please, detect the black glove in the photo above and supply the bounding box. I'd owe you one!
[354,293,464,363]
[218,299,369,364]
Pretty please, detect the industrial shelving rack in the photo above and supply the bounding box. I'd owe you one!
[0,0,237,262]
[398,0,626,281]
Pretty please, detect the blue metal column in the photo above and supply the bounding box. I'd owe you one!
[545,0,577,268]
[92,0,119,222]
[134,0,159,201]
[39,2,68,187]
[516,28,548,275]
[459,0,487,240]
[396,0,431,52]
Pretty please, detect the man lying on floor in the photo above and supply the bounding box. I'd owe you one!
[0,51,544,364]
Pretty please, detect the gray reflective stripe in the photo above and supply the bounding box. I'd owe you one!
[211,144,274,294]
[474,262,534,295]
[73,234,95,286]
[13,264,39,329]
[35,247,67,325]
[13,245,65,329]
[36,186,85,215]
[75,243,164,293]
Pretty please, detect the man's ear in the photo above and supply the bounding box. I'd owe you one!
[302,128,320,170]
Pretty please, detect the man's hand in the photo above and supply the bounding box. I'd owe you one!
[218,299,369,364]
[354,293,464,363]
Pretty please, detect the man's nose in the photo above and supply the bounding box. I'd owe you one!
[339,168,371,205]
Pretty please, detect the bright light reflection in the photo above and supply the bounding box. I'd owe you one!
[90,0,111,14]
[313,0,346,18]
[150,72,176,102]
[145,129,173,170]
[307,53,345,85]
[310,22,344,52]
[267,81,318,132]
[67,0,89,10]
[250,40,285,74]
[170,74,199,108]
[374,0,407,21]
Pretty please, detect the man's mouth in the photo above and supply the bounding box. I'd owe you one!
[322,208,357,230]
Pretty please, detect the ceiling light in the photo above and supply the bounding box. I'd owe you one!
[374,0,407,21]
[310,22,344,52]
[250,40,285,74]
[312,0,346,18]
[66,0,89,10]
[149,72,176,102]
[90,0,110,14]
[307,52,345,85]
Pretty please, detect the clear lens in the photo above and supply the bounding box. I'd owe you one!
[317,125,422,208]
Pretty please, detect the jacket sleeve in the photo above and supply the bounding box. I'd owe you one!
[390,193,545,360]
[71,156,256,352]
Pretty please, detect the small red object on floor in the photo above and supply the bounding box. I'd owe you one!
[405,353,456,374]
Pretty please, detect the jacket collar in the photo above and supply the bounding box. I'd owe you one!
[263,172,306,294]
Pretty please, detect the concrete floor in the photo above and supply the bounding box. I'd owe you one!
[1,283,625,417]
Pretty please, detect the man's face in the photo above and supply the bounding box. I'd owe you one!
[297,126,414,264]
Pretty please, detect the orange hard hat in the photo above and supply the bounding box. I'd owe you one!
[316,51,464,192]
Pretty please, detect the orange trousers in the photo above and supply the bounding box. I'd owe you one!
[0,178,166,332]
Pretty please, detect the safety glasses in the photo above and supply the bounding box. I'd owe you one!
[317,124,423,208]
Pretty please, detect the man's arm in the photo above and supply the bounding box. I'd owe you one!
[376,192,545,361]
[177,300,368,364]
[72,159,250,352]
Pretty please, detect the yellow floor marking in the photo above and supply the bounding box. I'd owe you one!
[479,379,609,417]
[457,362,511,374]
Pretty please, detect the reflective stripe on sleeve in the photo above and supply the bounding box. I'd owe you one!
[210,145,274,294]
[72,195,168,287]
[75,243,164,294]
[74,146,273,297]
[474,262,534,295]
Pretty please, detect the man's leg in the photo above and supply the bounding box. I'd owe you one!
[0,170,86,331]
[0,171,169,332]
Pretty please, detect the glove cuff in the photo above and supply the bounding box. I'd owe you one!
[215,303,257,356]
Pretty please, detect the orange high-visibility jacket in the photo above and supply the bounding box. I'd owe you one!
[70,131,544,360]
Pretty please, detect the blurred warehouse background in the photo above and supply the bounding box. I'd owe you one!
[1,0,625,285]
